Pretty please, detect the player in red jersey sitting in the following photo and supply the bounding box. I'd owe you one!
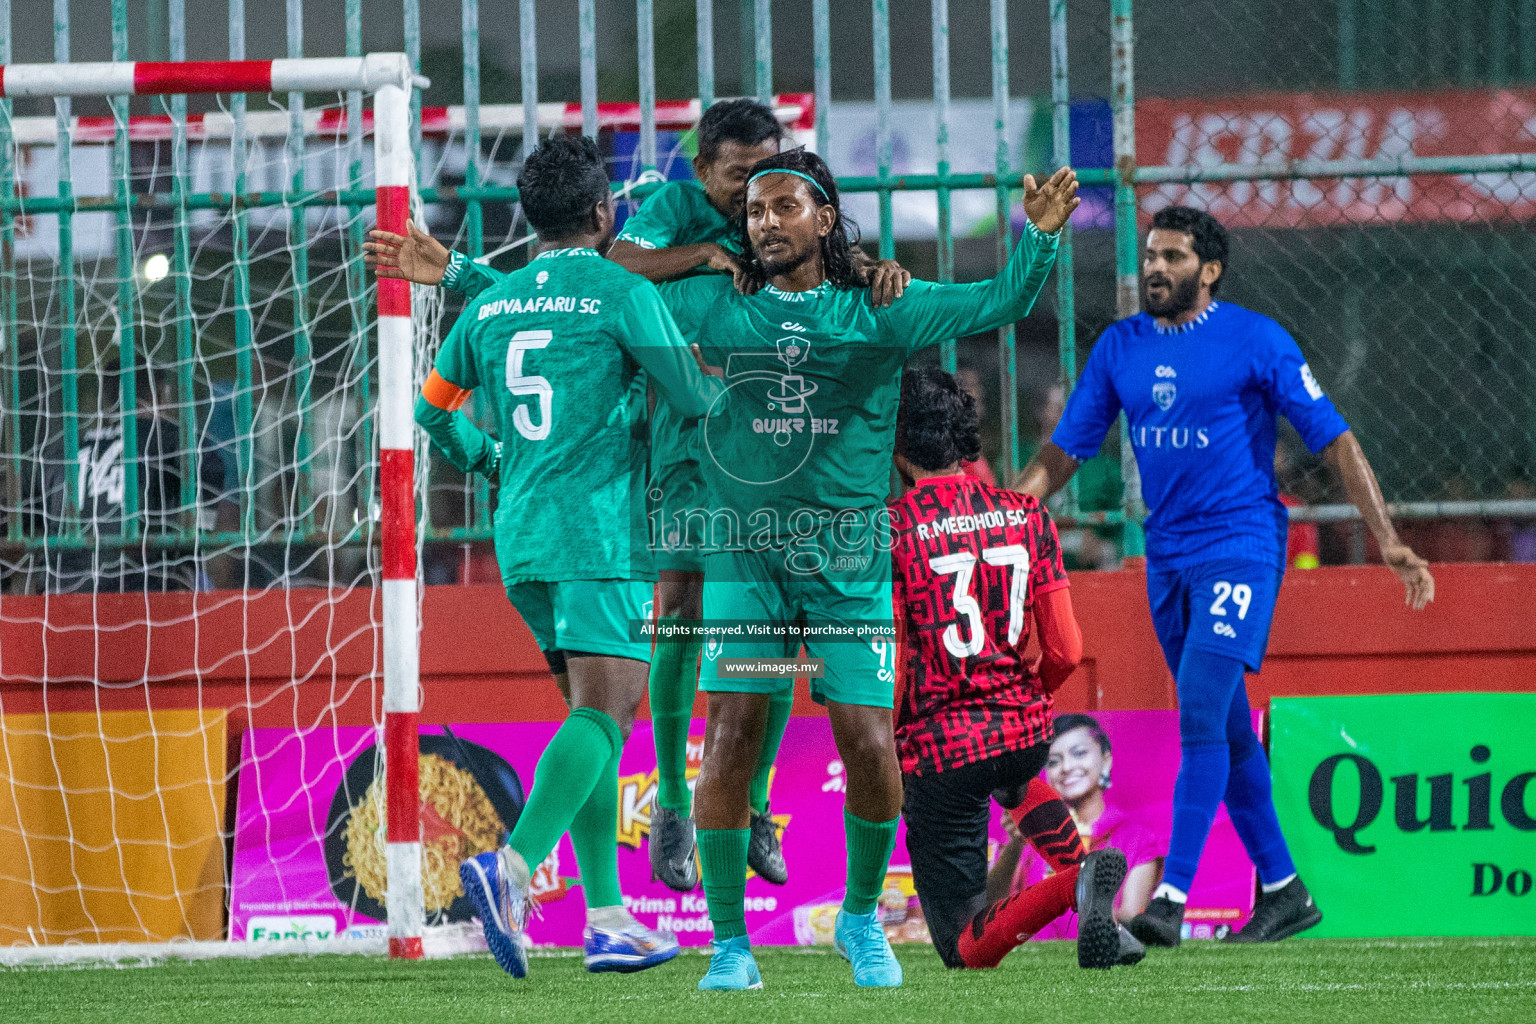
[889,366,1143,971]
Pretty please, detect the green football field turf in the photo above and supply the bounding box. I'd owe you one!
[3,939,1532,1024]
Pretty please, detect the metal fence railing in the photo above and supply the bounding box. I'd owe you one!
[3,0,1535,588]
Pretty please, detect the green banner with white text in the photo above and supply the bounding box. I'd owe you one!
[1271,693,1536,937]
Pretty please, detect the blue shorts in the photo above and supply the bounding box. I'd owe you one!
[1146,559,1284,673]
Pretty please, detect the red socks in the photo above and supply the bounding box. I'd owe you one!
[1010,777,1086,872]
[957,865,1079,969]
[956,779,1089,969]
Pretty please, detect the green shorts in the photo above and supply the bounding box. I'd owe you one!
[697,543,897,708]
[504,579,654,662]
[649,458,711,574]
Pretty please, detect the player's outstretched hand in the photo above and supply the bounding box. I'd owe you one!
[364,219,450,286]
[1382,542,1435,610]
[867,259,912,308]
[691,343,725,379]
[1023,166,1081,235]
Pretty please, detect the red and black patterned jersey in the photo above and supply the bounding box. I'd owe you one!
[890,473,1069,776]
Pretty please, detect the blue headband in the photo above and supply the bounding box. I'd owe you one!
[748,167,830,202]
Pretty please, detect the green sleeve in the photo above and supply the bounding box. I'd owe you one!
[414,309,500,478]
[876,221,1060,351]
[441,249,509,301]
[614,182,686,250]
[415,396,502,479]
[656,275,731,342]
[617,282,724,420]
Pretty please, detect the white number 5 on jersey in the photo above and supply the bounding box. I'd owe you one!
[506,329,553,440]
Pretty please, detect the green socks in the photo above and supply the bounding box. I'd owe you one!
[652,623,795,820]
[842,810,900,916]
[699,813,899,934]
[568,740,622,910]
[509,707,622,871]
[697,827,750,940]
[649,619,702,815]
[749,689,794,816]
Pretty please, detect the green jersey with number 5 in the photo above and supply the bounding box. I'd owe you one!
[418,247,721,584]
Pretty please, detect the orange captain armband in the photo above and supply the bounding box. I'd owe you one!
[422,369,471,411]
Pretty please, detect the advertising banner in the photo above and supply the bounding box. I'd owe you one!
[230,710,1256,947]
[1137,88,1536,228]
[1271,693,1536,937]
[0,709,226,945]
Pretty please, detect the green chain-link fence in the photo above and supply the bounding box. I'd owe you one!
[4,0,1535,591]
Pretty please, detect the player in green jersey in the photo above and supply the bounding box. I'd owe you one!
[371,144,1076,991]
[367,101,913,896]
[665,149,1078,992]
[416,134,721,981]
[610,100,793,894]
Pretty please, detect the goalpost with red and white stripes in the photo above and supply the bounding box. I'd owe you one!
[0,54,425,961]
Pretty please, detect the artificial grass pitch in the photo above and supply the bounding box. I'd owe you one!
[3,939,1533,1024]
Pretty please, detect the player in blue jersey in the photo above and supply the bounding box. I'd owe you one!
[1016,206,1434,947]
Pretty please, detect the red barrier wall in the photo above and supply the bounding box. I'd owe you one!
[1,563,1532,729]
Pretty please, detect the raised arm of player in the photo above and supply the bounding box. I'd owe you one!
[875,167,1077,349]
[609,239,747,287]
[413,317,501,479]
[1325,430,1435,610]
[365,219,508,300]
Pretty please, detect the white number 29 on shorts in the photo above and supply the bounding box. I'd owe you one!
[1210,580,1252,620]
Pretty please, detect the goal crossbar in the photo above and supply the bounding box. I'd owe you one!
[1,93,814,145]
[0,54,426,961]
[0,53,417,98]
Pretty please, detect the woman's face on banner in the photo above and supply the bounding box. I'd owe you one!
[1046,726,1110,803]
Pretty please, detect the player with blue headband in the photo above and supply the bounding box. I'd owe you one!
[662,147,1077,992]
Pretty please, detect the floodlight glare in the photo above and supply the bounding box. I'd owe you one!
[140,253,170,284]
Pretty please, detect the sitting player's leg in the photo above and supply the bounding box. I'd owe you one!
[959,747,1123,970]
[693,690,771,990]
[902,758,999,969]
[955,850,1124,969]
[1001,775,1087,872]
[994,766,1144,966]
[648,568,704,891]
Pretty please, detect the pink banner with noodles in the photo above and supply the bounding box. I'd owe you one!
[228,711,1257,948]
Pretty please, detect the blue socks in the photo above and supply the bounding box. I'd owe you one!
[1164,646,1295,894]
[1165,738,1228,892]
[1224,698,1296,885]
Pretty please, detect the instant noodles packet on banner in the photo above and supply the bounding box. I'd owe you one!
[229,711,1257,946]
